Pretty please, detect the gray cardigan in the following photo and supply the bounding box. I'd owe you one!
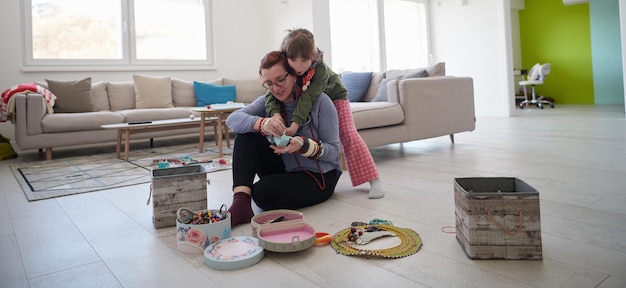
[226,93,341,173]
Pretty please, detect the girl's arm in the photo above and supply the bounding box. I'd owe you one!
[264,91,282,119]
[291,63,330,127]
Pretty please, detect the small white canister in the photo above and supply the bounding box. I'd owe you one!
[176,205,231,254]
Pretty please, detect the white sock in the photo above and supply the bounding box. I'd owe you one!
[368,178,385,199]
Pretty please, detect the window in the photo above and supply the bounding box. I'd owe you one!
[329,0,429,73]
[24,0,214,70]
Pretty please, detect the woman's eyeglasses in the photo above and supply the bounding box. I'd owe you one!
[262,72,290,90]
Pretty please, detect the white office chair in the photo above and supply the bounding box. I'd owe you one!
[519,63,554,109]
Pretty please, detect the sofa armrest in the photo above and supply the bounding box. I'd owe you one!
[389,76,475,138]
[15,93,45,138]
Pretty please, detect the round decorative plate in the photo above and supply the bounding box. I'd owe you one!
[330,225,422,258]
[204,236,264,270]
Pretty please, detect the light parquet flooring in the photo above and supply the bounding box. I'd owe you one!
[1,104,625,288]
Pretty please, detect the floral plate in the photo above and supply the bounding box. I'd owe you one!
[204,236,264,270]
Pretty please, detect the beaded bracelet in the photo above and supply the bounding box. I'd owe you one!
[258,118,266,136]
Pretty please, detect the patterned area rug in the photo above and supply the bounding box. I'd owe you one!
[11,142,232,201]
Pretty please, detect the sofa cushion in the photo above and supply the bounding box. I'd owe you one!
[194,82,236,106]
[402,69,428,79]
[38,81,109,111]
[362,72,385,102]
[133,75,174,109]
[41,111,125,133]
[223,78,267,104]
[117,108,194,123]
[426,62,446,76]
[341,72,372,102]
[350,102,404,130]
[107,81,136,110]
[386,62,446,79]
[373,76,400,102]
[172,78,223,107]
[46,77,94,113]
[91,81,110,111]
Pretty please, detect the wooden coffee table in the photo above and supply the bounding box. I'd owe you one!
[192,103,245,157]
[102,118,219,161]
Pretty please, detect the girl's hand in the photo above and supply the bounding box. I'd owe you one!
[285,123,299,137]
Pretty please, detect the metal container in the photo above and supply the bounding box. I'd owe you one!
[454,177,542,260]
[151,165,208,228]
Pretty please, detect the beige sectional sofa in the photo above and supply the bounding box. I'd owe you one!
[12,62,475,160]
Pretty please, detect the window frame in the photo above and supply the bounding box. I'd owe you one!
[21,0,215,72]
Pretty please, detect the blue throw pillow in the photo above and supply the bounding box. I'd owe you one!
[193,81,236,106]
[342,72,372,102]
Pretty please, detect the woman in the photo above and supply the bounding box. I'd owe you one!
[225,51,342,226]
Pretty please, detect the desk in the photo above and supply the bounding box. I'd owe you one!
[514,68,529,101]
[192,104,244,157]
[102,118,217,161]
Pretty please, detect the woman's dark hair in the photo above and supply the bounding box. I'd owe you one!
[280,28,316,60]
[259,50,294,75]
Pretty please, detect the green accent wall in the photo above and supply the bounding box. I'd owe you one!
[520,0,594,104]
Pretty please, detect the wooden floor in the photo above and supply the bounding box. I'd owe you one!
[1,105,625,288]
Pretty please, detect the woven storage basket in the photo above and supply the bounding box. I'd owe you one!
[454,177,542,260]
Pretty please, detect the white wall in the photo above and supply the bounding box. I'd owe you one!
[0,0,314,138]
[428,0,513,117]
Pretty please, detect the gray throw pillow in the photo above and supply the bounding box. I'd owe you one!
[46,77,94,113]
[373,76,400,102]
[402,69,428,79]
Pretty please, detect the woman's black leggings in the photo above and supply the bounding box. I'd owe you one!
[231,132,341,211]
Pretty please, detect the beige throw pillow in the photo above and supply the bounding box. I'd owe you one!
[133,75,173,109]
[45,77,94,113]
[107,82,136,110]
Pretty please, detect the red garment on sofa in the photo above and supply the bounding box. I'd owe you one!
[1,83,56,122]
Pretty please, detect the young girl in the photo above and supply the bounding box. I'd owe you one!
[264,28,384,199]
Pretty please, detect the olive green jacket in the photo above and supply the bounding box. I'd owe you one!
[265,57,348,126]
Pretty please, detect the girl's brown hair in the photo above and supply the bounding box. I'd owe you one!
[280,28,316,60]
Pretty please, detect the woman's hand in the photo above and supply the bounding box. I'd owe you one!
[262,114,287,137]
[270,136,304,155]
